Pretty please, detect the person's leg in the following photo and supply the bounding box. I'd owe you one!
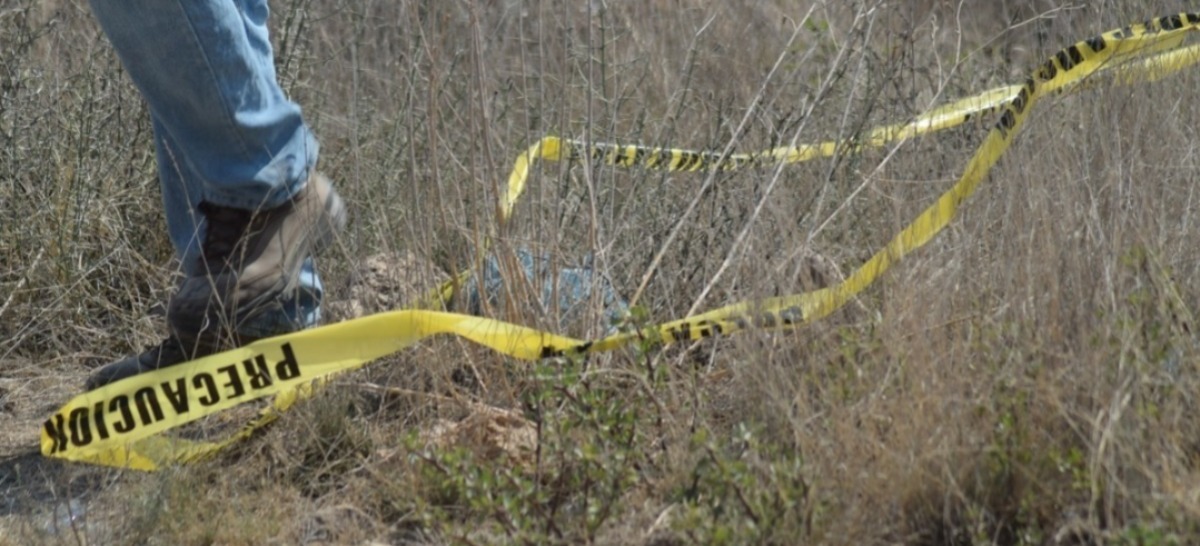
[153,116,324,338]
[90,0,315,210]
[85,0,344,389]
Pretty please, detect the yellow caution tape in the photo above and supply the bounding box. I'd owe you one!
[42,14,1200,470]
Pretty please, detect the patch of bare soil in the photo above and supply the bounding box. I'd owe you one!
[327,251,452,320]
[0,359,117,543]
[419,404,537,469]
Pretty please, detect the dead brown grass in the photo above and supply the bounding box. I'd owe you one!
[4,0,1200,544]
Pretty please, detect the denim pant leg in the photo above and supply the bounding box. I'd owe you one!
[153,116,322,336]
[92,0,324,336]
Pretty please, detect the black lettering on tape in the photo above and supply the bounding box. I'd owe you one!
[623,146,640,166]
[590,146,604,161]
[218,364,246,399]
[733,316,750,330]
[243,355,272,390]
[640,148,656,167]
[44,414,67,454]
[69,407,91,447]
[161,378,189,415]
[667,150,683,170]
[1056,50,1075,72]
[672,151,693,171]
[1162,14,1183,31]
[779,306,804,325]
[111,395,135,433]
[675,322,692,341]
[1084,36,1106,53]
[541,340,592,358]
[1066,46,1084,67]
[631,147,646,167]
[134,387,165,426]
[194,373,219,406]
[1012,87,1028,114]
[695,320,721,338]
[997,111,1016,138]
[92,401,110,441]
[656,149,673,169]
[275,343,302,381]
[755,313,777,328]
[609,147,627,165]
[1187,13,1200,25]
[681,152,699,171]
[625,147,639,166]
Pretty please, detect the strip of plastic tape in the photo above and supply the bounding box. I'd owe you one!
[427,35,1200,310]
[41,311,586,470]
[44,13,1200,470]
[541,13,1200,354]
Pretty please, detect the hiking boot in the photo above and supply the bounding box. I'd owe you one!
[84,173,344,391]
[168,172,347,343]
[85,336,213,391]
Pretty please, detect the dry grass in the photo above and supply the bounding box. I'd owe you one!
[4,0,1200,544]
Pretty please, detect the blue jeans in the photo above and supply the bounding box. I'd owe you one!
[90,0,322,337]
